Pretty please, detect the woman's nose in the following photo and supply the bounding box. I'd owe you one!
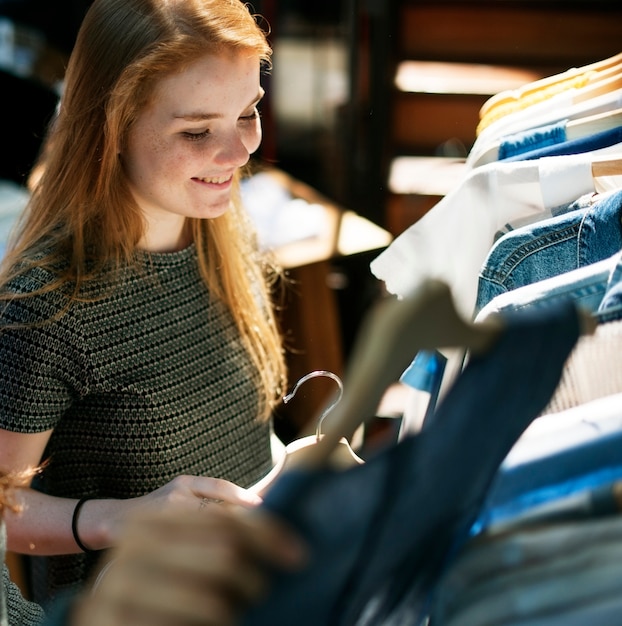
[215,131,252,168]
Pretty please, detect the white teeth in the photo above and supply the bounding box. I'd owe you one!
[200,176,229,184]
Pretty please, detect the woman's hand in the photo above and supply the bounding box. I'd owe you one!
[6,473,266,555]
[135,474,264,511]
[78,475,264,550]
[72,505,307,626]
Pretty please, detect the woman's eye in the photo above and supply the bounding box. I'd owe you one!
[183,130,210,141]
[240,109,261,123]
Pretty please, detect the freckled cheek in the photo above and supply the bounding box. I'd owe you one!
[143,143,193,180]
[127,130,173,181]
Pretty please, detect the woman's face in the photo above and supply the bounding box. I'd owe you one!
[123,51,263,252]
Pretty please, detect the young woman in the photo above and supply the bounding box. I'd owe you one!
[0,0,288,604]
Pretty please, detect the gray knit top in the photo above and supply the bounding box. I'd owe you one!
[0,244,273,603]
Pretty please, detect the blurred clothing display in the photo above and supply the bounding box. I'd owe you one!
[244,301,583,626]
[370,52,622,625]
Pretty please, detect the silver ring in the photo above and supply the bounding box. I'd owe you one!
[199,497,223,510]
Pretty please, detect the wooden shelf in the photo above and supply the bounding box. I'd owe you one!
[388,156,467,196]
[386,156,468,235]
[399,3,622,66]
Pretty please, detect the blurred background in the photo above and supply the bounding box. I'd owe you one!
[5,1,622,230]
[1,0,622,436]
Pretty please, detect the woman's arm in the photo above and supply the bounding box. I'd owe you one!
[0,428,263,555]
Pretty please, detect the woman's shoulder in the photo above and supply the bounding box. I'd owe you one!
[0,243,71,291]
[0,255,76,327]
[3,263,61,294]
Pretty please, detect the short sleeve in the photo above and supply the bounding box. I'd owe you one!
[0,292,81,433]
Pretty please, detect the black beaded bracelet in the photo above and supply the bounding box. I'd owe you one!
[71,497,95,553]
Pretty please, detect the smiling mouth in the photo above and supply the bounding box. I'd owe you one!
[195,175,232,184]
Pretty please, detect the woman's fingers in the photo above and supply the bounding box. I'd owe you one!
[191,475,264,508]
[84,506,308,626]
[119,506,307,578]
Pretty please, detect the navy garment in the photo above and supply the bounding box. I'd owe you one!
[497,119,567,161]
[242,302,582,626]
[499,125,622,163]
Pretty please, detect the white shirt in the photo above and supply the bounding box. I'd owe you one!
[370,145,622,318]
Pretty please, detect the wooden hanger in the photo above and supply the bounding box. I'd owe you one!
[283,280,504,472]
[591,155,622,179]
[479,52,622,123]
[477,58,622,136]
[250,432,365,497]
[566,107,622,140]
[573,71,622,105]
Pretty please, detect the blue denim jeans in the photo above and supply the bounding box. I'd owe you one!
[476,188,622,314]
[242,302,582,626]
[476,251,622,322]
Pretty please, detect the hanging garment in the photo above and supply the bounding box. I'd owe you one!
[499,125,622,163]
[598,250,622,313]
[468,87,622,170]
[478,290,622,417]
[475,251,622,324]
[475,392,622,534]
[241,301,584,626]
[497,119,568,160]
[429,513,622,626]
[474,108,622,167]
[392,187,621,434]
[397,190,600,429]
[476,188,622,313]
[370,148,622,319]
[542,315,622,417]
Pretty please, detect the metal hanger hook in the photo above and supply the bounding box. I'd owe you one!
[282,370,344,440]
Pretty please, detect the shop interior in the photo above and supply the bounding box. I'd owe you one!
[2,0,622,622]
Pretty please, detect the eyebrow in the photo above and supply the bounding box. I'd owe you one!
[173,89,265,121]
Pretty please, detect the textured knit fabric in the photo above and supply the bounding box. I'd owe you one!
[0,244,273,603]
[1,523,46,626]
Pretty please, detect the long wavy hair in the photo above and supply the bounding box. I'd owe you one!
[0,0,286,419]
